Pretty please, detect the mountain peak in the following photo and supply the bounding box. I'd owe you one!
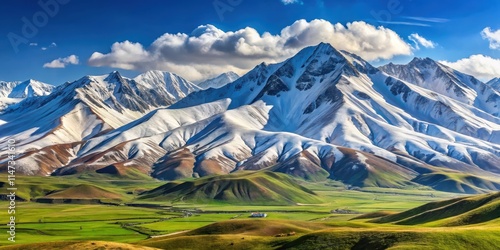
[316,41,332,48]
[311,42,340,56]
[197,72,240,90]
[222,71,240,78]
[487,77,500,90]
[0,78,54,100]
[487,77,500,83]
[279,43,345,71]
[139,70,184,80]
[409,57,436,66]
[21,79,49,86]
[104,71,124,82]
[133,70,201,100]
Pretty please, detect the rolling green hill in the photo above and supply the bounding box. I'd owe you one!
[139,171,322,205]
[43,184,123,200]
[372,192,500,226]
[185,219,328,236]
[0,172,161,201]
[412,172,500,194]
[279,229,500,250]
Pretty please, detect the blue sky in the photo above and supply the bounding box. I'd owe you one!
[1,0,500,84]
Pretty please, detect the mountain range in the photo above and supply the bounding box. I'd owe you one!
[0,79,54,112]
[1,43,499,194]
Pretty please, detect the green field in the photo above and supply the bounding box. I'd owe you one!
[0,172,498,249]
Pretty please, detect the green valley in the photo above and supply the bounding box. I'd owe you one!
[0,172,498,249]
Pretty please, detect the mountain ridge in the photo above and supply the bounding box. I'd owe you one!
[380,57,500,117]
[0,70,200,175]
[1,43,499,194]
[487,77,500,91]
[197,72,240,90]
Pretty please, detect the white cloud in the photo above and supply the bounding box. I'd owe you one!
[409,33,436,49]
[43,55,79,68]
[403,17,449,23]
[281,0,302,4]
[481,27,500,50]
[88,19,412,81]
[29,43,38,46]
[41,42,57,51]
[440,54,500,80]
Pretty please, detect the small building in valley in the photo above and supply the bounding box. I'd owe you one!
[250,212,267,218]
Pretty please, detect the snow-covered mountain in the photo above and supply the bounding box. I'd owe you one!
[134,70,201,101]
[59,98,416,188]
[171,43,500,178]
[197,72,239,89]
[487,77,500,91]
[0,79,54,98]
[0,71,200,175]
[1,43,499,193]
[380,58,500,117]
[0,79,54,112]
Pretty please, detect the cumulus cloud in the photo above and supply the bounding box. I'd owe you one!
[409,33,436,49]
[481,27,500,50]
[281,0,302,4]
[43,55,79,68]
[440,54,500,80]
[88,19,412,81]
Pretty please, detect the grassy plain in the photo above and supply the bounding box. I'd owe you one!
[0,173,498,249]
